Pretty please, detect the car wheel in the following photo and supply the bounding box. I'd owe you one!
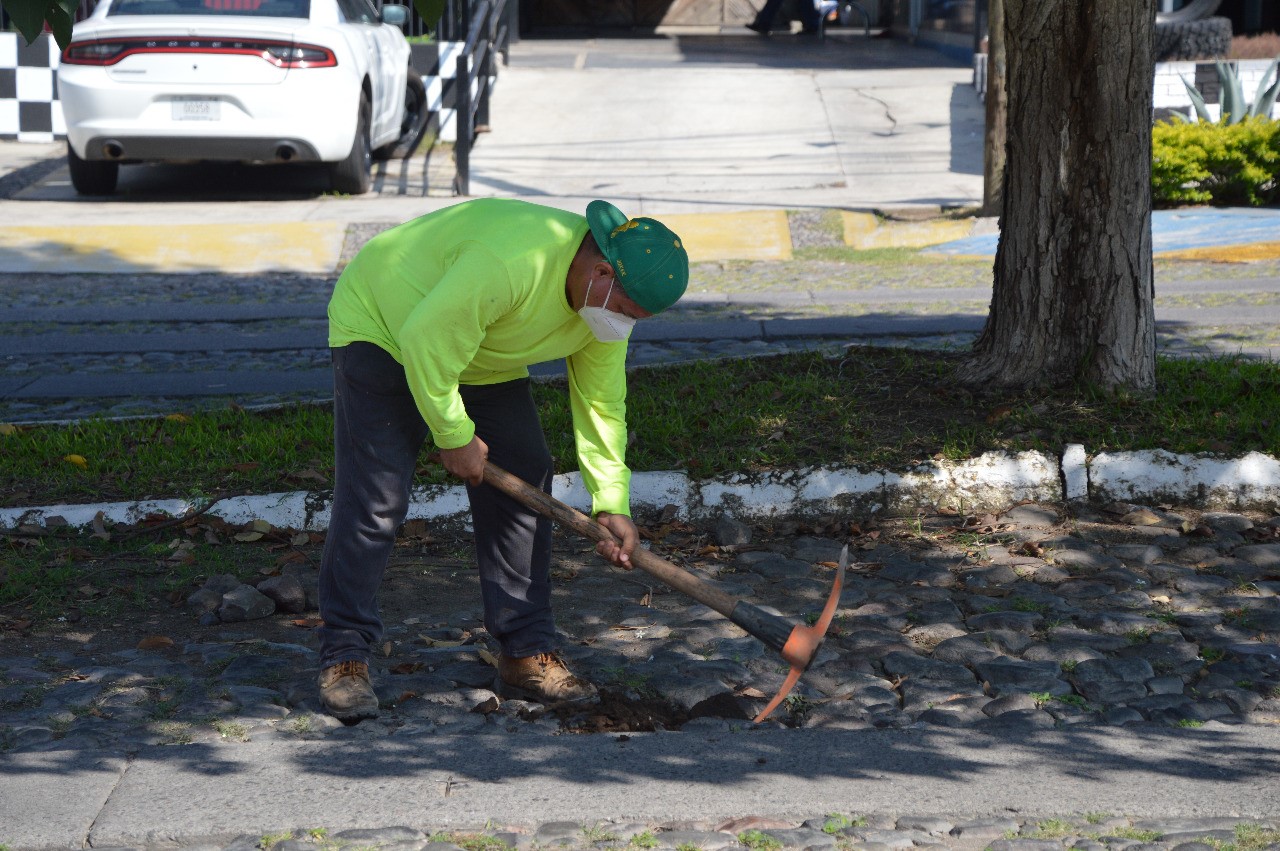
[329,95,373,195]
[374,67,429,161]
[67,143,119,196]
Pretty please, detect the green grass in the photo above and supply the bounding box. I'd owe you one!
[1107,827,1163,842]
[737,831,783,851]
[7,349,1280,507]
[629,832,658,849]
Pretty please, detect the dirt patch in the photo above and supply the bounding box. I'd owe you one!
[543,688,692,733]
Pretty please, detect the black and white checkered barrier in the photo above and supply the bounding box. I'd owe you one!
[1,32,468,143]
[0,33,64,142]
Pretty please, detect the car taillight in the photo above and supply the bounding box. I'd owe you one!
[62,41,128,64]
[60,38,337,67]
[262,43,333,67]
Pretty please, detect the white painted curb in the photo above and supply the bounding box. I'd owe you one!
[4,448,1279,532]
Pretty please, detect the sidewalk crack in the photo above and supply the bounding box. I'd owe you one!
[84,751,137,849]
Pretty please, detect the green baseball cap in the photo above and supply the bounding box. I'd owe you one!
[586,200,689,314]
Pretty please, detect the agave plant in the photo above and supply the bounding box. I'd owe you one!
[1181,57,1280,124]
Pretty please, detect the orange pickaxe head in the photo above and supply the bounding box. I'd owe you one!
[727,545,848,723]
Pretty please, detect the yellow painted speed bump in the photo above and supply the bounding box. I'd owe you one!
[0,222,345,274]
[842,211,975,250]
[659,210,792,262]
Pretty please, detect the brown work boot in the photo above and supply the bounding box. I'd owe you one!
[496,652,599,704]
[318,660,380,722]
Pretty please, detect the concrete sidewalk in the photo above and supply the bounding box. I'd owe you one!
[6,726,1279,850]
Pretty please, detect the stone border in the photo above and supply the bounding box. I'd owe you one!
[6,445,1280,532]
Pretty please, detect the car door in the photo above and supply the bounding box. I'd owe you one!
[335,0,399,142]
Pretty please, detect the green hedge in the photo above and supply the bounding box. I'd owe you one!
[1152,117,1280,207]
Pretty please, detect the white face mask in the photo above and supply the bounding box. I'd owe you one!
[578,276,636,342]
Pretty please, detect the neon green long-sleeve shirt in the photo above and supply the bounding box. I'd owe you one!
[327,198,631,516]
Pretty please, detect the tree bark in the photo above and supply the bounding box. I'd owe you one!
[981,0,1006,217]
[959,0,1157,392]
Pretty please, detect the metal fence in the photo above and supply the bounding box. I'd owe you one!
[452,0,507,195]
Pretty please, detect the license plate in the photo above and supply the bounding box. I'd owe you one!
[171,97,220,121]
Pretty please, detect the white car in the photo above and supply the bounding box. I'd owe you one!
[57,0,426,195]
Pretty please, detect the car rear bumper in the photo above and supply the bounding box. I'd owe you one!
[59,66,361,162]
[81,135,323,163]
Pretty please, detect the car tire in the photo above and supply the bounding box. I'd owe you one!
[67,143,119,196]
[374,67,429,160]
[329,95,372,195]
[1154,16,1233,62]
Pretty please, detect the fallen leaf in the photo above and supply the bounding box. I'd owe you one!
[90,512,111,541]
[381,641,393,657]
[137,635,175,651]
[936,505,959,516]
[248,519,272,533]
[390,662,424,675]
[985,405,1013,424]
[1122,509,1164,527]
[63,454,88,469]
[165,413,191,423]
[275,551,305,566]
[477,648,500,668]
[291,618,324,628]
[290,532,310,547]
[234,531,265,542]
[227,462,261,473]
[471,696,501,714]
[417,635,467,648]
[397,691,418,704]
[287,468,327,483]
[77,585,98,597]
[0,423,17,436]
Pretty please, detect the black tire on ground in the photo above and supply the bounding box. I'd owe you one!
[67,142,119,195]
[1154,16,1233,62]
[328,95,373,195]
[1156,0,1222,24]
[373,67,429,161]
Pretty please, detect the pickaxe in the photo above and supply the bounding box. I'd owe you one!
[482,461,846,723]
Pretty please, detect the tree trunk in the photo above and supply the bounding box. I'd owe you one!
[959,0,1157,392]
[981,0,1006,217]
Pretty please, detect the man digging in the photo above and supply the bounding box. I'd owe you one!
[316,198,689,722]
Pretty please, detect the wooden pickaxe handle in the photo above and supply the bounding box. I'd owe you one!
[480,461,846,722]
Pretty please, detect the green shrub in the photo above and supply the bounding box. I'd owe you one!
[1152,117,1280,207]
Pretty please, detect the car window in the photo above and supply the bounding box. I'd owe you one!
[107,0,311,17]
[335,0,377,24]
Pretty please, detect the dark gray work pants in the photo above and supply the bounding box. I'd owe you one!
[316,342,556,668]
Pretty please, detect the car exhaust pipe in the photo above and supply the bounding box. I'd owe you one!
[275,144,297,162]
[102,141,124,160]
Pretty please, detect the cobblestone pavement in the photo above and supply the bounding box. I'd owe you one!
[11,815,1272,851]
[4,500,1280,848]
